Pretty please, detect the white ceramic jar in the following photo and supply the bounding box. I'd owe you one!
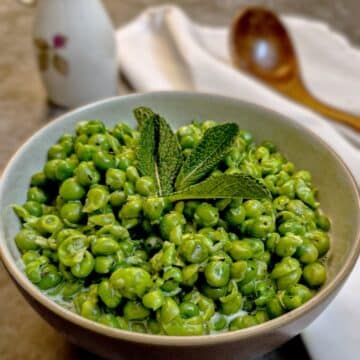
[21,0,118,108]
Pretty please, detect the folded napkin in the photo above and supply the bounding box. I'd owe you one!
[116,6,360,359]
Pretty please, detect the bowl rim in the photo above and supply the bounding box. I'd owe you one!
[1,91,359,346]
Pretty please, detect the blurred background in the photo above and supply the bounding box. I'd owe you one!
[0,0,359,359]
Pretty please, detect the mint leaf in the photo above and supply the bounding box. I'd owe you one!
[175,123,239,191]
[136,112,158,187]
[133,107,154,130]
[157,116,183,195]
[168,174,271,202]
[136,108,183,196]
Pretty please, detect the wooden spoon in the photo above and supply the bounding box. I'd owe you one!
[229,7,360,131]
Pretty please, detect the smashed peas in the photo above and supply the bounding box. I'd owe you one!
[14,118,330,335]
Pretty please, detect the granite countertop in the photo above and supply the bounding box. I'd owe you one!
[0,0,358,359]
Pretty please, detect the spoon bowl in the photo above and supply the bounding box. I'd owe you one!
[229,7,360,131]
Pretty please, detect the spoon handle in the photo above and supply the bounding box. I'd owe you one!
[277,78,360,131]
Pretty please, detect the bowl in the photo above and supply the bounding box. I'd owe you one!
[1,92,359,360]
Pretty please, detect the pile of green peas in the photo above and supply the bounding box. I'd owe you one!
[13,118,330,336]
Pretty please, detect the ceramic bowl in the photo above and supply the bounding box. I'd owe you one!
[1,92,359,360]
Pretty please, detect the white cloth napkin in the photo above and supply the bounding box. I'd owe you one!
[116,5,360,359]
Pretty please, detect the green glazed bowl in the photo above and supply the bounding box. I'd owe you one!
[1,92,359,360]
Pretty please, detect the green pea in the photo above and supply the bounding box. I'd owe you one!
[283,284,313,310]
[15,229,40,251]
[53,159,75,181]
[126,166,140,183]
[243,200,263,218]
[247,215,275,238]
[56,229,82,245]
[48,143,67,160]
[60,202,83,224]
[36,215,63,235]
[71,251,95,278]
[31,172,47,187]
[295,180,318,208]
[119,197,143,220]
[105,169,126,190]
[25,256,48,283]
[94,256,115,274]
[271,257,301,289]
[266,296,285,318]
[76,120,106,136]
[22,250,40,265]
[179,234,209,264]
[181,264,199,286]
[98,279,121,309]
[91,236,119,256]
[124,300,150,320]
[229,240,253,260]
[303,262,327,288]
[306,230,330,257]
[99,314,120,328]
[123,181,135,196]
[110,267,152,299]
[92,151,115,171]
[230,261,247,280]
[88,133,110,151]
[143,198,165,221]
[315,212,331,231]
[23,201,43,217]
[273,196,290,211]
[243,238,265,258]
[62,281,83,299]
[135,176,156,196]
[278,180,295,198]
[194,203,219,228]
[37,264,62,290]
[225,147,243,168]
[142,289,164,311]
[278,220,305,236]
[75,144,97,161]
[27,187,47,204]
[59,178,85,201]
[147,319,162,334]
[229,315,258,331]
[158,297,180,324]
[204,261,230,288]
[58,234,88,267]
[83,186,109,213]
[75,162,100,186]
[112,123,133,142]
[278,268,302,290]
[97,224,129,241]
[253,279,276,307]
[161,267,182,292]
[295,239,319,264]
[225,205,246,226]
[221,293,243,315]
[81,299,101,321]
[201,284,227,300]
[210,313,227,331]
[109,191,127,207]
[275,234,303,257]
[160,211,186,240]
[197,294,215,321]
[179,302,200,319]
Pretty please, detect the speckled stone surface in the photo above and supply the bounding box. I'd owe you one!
[0,0,358,359]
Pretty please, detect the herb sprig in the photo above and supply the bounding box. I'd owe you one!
[135,107,271,201]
